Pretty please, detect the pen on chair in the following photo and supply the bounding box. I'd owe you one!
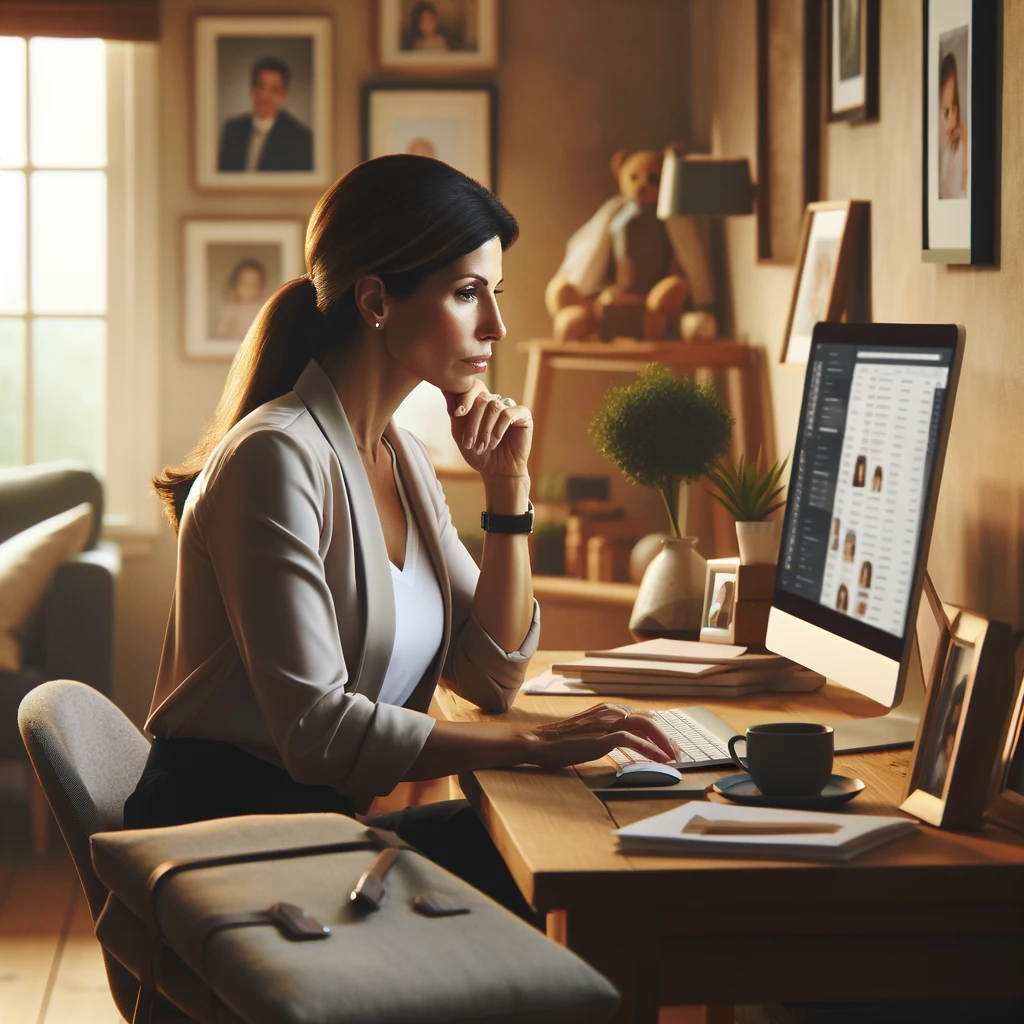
[683,815,842,836]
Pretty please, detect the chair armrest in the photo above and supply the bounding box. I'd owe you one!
[43,540,121,695]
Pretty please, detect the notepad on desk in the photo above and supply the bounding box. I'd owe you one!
[520,667,824,698]
[615,803,917,862]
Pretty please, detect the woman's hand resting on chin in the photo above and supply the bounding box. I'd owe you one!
[445,380,533,479]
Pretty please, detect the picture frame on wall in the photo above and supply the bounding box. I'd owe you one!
[183,219,304,360]
[921,0,999,264]
[194,15,333,191]
[986,670,1024,837]
[900,606,1016,831]
[781,200,869,366]
[362,83,496,189]
[376,0,498,72]
[827,0,879,122]
[700,557,740,645]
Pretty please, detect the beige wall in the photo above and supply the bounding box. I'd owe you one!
[690,0,1024,628]
[113,0,691,721]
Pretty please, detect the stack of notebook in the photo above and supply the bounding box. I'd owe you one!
[545,639,824,698]
[615,802,918,862]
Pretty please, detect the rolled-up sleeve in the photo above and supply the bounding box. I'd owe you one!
[197,429,434,797]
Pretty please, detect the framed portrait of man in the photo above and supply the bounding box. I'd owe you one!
[183,218,304,359]
[194,15,332,191]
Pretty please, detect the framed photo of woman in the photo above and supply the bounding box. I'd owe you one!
[183,219,304,359]
[376,0,498,72]
[921,0,999,264]
[901,607,1017,830]
[194,15,333,191]
[780,200,869,365]
[362,83,496,189]
[700,557,740,645]
[827,0,879,122]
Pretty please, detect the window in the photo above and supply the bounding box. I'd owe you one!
[0,37,159,535]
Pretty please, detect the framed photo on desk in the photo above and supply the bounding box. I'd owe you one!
[901,607,1016,830]
[987,670,1024,837]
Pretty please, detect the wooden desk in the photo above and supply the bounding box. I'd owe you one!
[434,654,1024,1024]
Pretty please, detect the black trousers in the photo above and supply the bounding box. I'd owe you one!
[124,737,540,927]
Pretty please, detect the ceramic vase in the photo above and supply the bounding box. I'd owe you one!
[628,537,708,641]
[735,521,780,564]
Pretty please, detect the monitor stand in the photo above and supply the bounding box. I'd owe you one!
[829,573,945,755]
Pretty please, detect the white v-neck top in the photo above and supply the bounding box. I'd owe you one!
[377,445,444,708]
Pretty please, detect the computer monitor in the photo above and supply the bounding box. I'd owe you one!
[767,322,965,752]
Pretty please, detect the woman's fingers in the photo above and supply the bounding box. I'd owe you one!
[608,730,675,764]
[622,713,680,762]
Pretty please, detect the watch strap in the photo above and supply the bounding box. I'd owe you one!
[480,501,534,534]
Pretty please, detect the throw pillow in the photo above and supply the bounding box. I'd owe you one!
[0,502,93,672]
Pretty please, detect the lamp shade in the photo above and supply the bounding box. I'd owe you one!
[657,152,755,218]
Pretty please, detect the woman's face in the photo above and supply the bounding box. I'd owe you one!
[234,266,264,303]
[417,7,438,35]
[941,76,959,143]
[381,236,506,393]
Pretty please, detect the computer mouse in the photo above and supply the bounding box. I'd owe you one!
[612,762,683,787]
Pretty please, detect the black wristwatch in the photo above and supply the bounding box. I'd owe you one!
[480,501,535,534]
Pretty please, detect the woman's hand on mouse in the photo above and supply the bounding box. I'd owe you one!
[524,703,680,768]
[444,380,533,480]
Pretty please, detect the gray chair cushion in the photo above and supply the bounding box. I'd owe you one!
[92,814,621,1024]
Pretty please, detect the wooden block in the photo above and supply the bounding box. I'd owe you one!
[732,599,771,646]
[586,535,635,583]
[734,563,777,602]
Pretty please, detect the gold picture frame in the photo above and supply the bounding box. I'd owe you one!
[900,606,1016,831]
[986,670,1024,837]
[700,557,740,645]
[780,199,869,366]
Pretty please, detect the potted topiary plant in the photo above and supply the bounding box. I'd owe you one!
[590,363,734,639]
[707,449,789,564]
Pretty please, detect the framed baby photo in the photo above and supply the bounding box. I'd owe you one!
[827,0,879,122]
[183,218,304,359]
[362,83,496,189]
[194,15,333,191]
[901,607,1016,831]
[780,200,868,366]
[986,669,1024,837]
[376,0,498,72]
[921,0,999,264]
[701,557,740,645]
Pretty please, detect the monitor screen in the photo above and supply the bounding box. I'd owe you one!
[774,326,959,664]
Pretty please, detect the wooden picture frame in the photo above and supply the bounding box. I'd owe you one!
[900,606,1016,831]
[780,200,869,366]
[986,671,1024,836]
[755,0,822,264]
[700,557,740,645]
[193,15,333,192]
[827,0,879,122]
[376,0,498,73]
[362,82,497,190]
[921,0,1000,264]
[182,218,305,360]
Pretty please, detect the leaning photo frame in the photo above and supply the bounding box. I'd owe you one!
[900,606,1016,830]
[700,557,740,645]
[986,669,1024,837]
[780,200,869,366]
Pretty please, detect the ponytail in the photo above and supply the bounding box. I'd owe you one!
[153,276,325,530]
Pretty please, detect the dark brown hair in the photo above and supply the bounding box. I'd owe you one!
[154,154,518,531]
[940,52,960,115]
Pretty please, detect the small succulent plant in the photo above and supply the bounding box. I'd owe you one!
[707,448,789,522]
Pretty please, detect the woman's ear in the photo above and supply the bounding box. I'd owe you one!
[354,275,388,329]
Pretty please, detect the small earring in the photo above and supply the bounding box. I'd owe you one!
[374,321,381,329]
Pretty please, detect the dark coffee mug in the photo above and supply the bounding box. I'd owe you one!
[727,723,834,797]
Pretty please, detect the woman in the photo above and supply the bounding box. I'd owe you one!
[216,258,267,339]
[128,155,677,920]
[708,579,735,630]
[938,51,968,200]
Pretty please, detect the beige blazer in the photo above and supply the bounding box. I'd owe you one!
[146,360,540,810]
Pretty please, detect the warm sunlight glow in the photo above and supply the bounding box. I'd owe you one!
[30,170,106,313]
[29,38,106,168]
[0,318,26,466]
[32,317,105,472]
[0,38,27,167]
[0,171,26,313]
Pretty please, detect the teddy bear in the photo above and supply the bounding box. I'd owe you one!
[545,145,717,342]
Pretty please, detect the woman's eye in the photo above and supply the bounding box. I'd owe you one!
[494,289,504,295]
[457,289,476,301]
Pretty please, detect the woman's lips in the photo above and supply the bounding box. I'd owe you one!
[461,357,489,372]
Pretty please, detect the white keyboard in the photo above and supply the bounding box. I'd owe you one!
[610,707,734,769]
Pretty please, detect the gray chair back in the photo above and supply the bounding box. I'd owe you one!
[19,679,152,1021]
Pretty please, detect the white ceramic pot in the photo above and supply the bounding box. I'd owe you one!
[628,532,672,584]
[628,537,708,641]
[735,521,780,564]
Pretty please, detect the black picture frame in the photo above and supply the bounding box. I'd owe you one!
[826,0,879,123]
[361,82,498,192]
[986,670,1024,837]
[921,0,1001,265]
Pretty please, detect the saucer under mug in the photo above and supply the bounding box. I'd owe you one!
[713,772,866,810]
